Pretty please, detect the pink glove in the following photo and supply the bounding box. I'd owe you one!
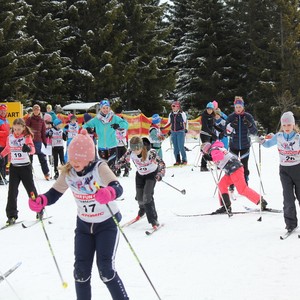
[95,186,116,205]
[29,195,48,212]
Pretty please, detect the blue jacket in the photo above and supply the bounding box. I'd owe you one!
[226,112,257,150]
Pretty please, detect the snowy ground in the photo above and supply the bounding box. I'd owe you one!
[0,138,299,300]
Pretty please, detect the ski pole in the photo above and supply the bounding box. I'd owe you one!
[30,193,68,289]
[213,169,223,197]
[257,143,263,222]
[94,183,162,300]
[206,162,232,218]
[0,269,22,300]
[250,143,266,194]
[161,179,186,195]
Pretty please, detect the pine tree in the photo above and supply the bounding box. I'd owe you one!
[118,0,176,114]
[26,0,72,104]
[171,0,233,111]
[0,0,37,100]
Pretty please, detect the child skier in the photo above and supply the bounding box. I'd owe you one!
[28,129,129,300]
[63,114,79,162]
[115,136,165,228]
[201,140,268,214]
[0,118,38,225]
[48,118,66,179]
[261,111,300,232]
[149,114,165,159]
[115,126,130,177]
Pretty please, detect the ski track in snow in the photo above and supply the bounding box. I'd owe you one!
[0,139,299,300]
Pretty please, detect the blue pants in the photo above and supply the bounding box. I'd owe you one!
[74,213,129,300]
[171,131,187,162]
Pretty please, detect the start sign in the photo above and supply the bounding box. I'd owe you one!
[0,102,23,126]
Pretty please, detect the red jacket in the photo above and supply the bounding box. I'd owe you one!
[25,114,47,145]
[0,116,10,148]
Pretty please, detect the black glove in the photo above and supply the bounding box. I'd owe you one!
[203,153,212,161]
[155,174,162,182]
[86,127,94,134]
[22,144,31,153]
[211,133,218,140]
[231,118,238,129]
[184,129,188,133]
[46,130,53,138]
[111,123,120,130]
[167,130,171,137]
[218,132,224,139]
[243,117,252,128]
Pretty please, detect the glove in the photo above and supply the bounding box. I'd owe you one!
[218,132,224,139]
[86,127,94,134]
[243,117,252,128]
[211,133,218,140]
[203,153,212,161]
[29,195,48,213]
[167,130,171,137]
[47,130,53,138]
[184,129,188,134]
[258,137,265,145]
[22,144,31,153]
[95,186,116,204]
[111,123,120,130]
[231,118,238,129]
[155,174,162,182]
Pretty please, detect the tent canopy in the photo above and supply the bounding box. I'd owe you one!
[62,102,99,113]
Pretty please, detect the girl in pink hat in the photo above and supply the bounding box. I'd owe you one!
[28,129,129,300]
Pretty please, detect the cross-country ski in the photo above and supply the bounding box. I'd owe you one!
[0,262,22,283]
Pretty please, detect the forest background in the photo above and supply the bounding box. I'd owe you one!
[1,0,300,132]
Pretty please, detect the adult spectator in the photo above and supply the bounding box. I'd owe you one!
[200,102,218,171]
[25,104,50,180]
[0,104,10,184]
[162,101,187,165]
[226,96,257,185]
[83,99,129,169]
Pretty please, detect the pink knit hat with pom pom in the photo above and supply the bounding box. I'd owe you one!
[68,129,95,163]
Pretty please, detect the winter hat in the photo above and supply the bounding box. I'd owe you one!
[100,99,110,108]
[0,104,7,111]
[84,113,92,123]
[281,111,295,125]
[152,114,161,124]
[171,101,180,108]
[201,142,211,154]
[206,102,214,109]
[44,113,52,123]
[215,108,222,116]
[212,100,218,109]
[130,137,144,151]
[68,129,95,164]
[53,118,62,127]
[68,114,76,121]
[33,104,41,110]
[234,96,244,107]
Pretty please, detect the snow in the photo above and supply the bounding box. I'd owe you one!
[0,139,300,300]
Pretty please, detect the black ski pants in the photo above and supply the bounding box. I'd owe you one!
[6,164,37,218]
[279,164,300,228]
